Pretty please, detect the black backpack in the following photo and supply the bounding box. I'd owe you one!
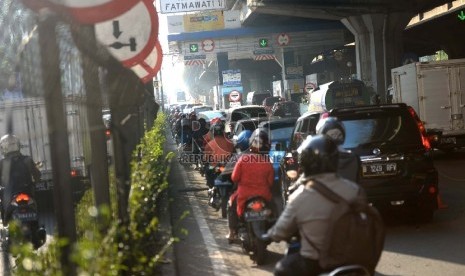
[303,179,385,274]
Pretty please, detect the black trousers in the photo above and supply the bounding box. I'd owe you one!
[274,252,322,276]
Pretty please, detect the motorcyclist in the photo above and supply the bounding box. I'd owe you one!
[315,117,360,183]
[265,135,366,276]
[287,117,361,195]
[220,129,252,177]
[192,118,210,169]
[0,134,41,225]
[204,120,234,187]
[227,129,274,242]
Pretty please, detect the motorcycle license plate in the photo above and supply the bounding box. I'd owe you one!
[244,211,268,222]
[13,212,37,221]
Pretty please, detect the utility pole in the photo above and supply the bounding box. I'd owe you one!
[37,13,76,275]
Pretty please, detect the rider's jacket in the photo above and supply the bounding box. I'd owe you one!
[230,152,274,216]
[266,173,364,260]
[204,135,234,167]
[0,152,41,215]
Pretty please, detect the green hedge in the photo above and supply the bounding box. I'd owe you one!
[11,112,173,275]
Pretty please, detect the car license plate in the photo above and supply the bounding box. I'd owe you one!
[13,212,37,221]
[440,137,456,144]
[244,211,268,222]
[362,163,397,177]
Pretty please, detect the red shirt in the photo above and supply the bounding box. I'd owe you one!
[230,153,274,216]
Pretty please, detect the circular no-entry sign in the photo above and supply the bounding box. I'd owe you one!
[129,41,163,83]
[277,33,290,46]
[202,39,215,52]
[95,0,158,67]
[21,0,141,24]
[305,82,317,93]
[229,91,241,102]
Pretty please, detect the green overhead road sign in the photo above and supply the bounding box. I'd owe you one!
[190,43,199,53]
[459,10,465,21]
[259,38,269,48]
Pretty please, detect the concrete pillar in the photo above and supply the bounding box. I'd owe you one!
[342,12,413,102]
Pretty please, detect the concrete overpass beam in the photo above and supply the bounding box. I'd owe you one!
[342,12,413,101]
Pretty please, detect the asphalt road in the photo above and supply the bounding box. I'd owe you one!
[164,138,465,276]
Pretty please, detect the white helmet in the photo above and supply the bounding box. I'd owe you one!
[0,134,20,155]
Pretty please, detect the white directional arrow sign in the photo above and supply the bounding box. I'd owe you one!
[95,0,158,67]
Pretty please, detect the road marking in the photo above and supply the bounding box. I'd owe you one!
[178,163,229,276]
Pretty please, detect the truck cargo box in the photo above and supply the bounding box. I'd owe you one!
[391,59,465,151]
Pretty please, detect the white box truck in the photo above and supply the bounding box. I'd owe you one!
[390,59,465,151]
[0,96,90,193]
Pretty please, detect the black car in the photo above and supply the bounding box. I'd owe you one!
[271,101,301,118]
[329,103,438,221]
[231,117,271,144]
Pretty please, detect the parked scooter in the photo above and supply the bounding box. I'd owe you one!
[1,189,46,250]
[236,196,275,265]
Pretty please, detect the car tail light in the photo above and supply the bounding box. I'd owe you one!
[71,169,81,177]
[320,112,329,120]
[408,106,431,150]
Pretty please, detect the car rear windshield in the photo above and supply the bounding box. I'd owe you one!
[231,108,268,121]
[338,110,422,149]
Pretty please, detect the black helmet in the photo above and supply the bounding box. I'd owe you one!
[315,117,345,146]
[211,120,225,136]
[198,118,206,126]
[297,135,338,176]
[249,129,271,153]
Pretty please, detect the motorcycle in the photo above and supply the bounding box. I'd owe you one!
[237,196,275,265]
[207,163,226,211]
[211,174,234,218]
[1,190,46,250]
[264,236,370,276]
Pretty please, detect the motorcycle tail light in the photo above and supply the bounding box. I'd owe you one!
[13,193,31,206]
[248,200,264,212]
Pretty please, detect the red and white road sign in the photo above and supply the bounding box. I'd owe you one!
[201,39,215,52]
[21,0,141,24]
[277,33,290,46]
[229,90,241,102]
[95,0,158,67]
[129,41,163,83]
[305,82,317,93]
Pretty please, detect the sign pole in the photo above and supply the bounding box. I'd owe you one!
[79,25,111,231]
[37,14,77,275]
